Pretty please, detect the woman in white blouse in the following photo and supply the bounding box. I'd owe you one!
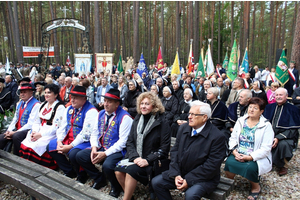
[19,84,65,169]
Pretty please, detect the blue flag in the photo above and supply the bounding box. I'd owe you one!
[137,53,148,77]
[239,47,249,78]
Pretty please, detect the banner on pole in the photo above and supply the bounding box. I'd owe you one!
[23,46,54,58]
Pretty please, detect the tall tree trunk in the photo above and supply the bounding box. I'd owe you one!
[194,1,199,63]
[20,2,27,46]
[268,2,274,68]
[148,2,151,64]
[200,2,203,49]
[276,5,282,51]
[127,2,131,56]
[71,2,78,53]
[85,2,91,53]
[218,2,221,63]
[251,2,256,60]
[176,2,181,51]
[115,2,118,52]
[188,1,193,44]
[143,1,147,60]
[231,1,234,48]
[290,2,298,61]
[2,2,14,59]
[108,1,113,53]
[153,2,157,50]
[49,1,60,64]
[239,2,244,56]
[12,2,23,64]
[280,2,288,48]
[291,4,300,69]
[28,2,33,46]
[38,2,42,47]
[121,2,125,57]
[210,2,215,55]
[243,1,250,54]
[94,1,101,54]
[272,2,279,58]
[133,2,140,64]
[161,1,164,59]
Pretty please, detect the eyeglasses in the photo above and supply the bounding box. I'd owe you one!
[188,113,205,117]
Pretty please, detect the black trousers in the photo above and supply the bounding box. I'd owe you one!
[76,148,123,191]
[0,129,29,155]
[47,146,81,175]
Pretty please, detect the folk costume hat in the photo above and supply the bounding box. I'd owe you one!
[68,85,87,97]
[18,77,31,84]
[19,83,35,91]
[101,88,121,102]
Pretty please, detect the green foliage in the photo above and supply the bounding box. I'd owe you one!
[0,109,15,133]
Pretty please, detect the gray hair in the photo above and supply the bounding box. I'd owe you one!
[72,77,79,83]
[275,87,288,96]
[240,89,252,98]
[207,87,219,97]
[190,100,212,119]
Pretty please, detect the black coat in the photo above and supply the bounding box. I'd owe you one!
[162,122,226,194]
[197,89,207,102]
[0,87,12,114]
[123,90,141,118]
[252,91,268,105]
[173,88,184,103]
[126,113,171,166]
[161,95,179,125]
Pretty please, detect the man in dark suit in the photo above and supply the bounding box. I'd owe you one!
[284,61,299,96]
[94,77,111,111]
[5,75,18,109]
[152,101,226,200]
[248,62,255,79]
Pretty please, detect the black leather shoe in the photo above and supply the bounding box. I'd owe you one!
[64,171,77,179]
[90,181,107,190]
[109,188,121,198]
[76,173,89,184]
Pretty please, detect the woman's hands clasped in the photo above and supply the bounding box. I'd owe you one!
[134,157,149,167]
[232,149,253,162]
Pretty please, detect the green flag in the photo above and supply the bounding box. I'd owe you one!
[227,39,238,81]
[275,49,289,86]
[222,51,229,70]
[196,50,205,77]
[117,54,123,74]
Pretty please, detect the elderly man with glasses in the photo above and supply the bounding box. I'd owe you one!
[152,101,226,200]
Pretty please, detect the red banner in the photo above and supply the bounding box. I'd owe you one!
[156,46,164,72]
[23,46,54,58]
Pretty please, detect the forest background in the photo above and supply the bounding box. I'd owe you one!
[1,1,300,71]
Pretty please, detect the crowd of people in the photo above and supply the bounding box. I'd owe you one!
[0,60,299,200]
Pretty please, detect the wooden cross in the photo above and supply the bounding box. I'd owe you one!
[62,6,68,18]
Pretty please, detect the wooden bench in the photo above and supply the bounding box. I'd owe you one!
[0,150,116,200]
[171,137,235,200]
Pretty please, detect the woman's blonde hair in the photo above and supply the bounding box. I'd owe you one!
[136,92,165,114]
[35,85,45,96]
[271,82,279,87]
[45,77,53,84]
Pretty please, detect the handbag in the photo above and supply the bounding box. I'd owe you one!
[152,149,171,176]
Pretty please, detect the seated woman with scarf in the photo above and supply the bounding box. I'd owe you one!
[115,92,171,200]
